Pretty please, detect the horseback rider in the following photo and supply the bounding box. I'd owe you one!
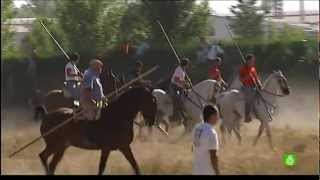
[129,60,152,87]
[80,59,105,121]
[208,57,228,90]
[239,54,262,123]
[169,58,191,121]
[64,53,83,100]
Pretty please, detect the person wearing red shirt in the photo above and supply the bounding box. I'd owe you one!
[208,57,227,88]
[239,54,262,123]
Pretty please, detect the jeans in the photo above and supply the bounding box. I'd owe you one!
[242,86,258,118]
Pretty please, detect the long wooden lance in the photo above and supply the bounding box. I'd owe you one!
[222,16,273,121]
[39,20,82,75]
[144,1,209,108]
[8,65,159,158]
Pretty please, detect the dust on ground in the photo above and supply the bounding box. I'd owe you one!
[1,83,319,175]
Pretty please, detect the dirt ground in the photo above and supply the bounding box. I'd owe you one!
[1,82,319,175]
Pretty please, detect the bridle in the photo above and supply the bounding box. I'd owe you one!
[260,74,289,97]
[258,74,289,110]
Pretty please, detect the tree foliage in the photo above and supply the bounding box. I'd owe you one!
[230,0,266,38]
[1,0,16,59]
[139,0,211,50]
[118,2,151,44]
[13,0,56,18]
[24,18,67,59]
[56,0,129,57]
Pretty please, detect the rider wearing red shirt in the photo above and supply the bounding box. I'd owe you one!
[208,57,227,88]
[239,54,262,123]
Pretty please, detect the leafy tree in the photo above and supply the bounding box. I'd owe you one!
[56,0,114,57]
[24,18,67,58]
[13,4,35,18]
[230,0,266,38]
[178,1,211,40]
[118,2,151,44]
[142,0,195,41]
[13,0,56,18]
[1,0,16,59]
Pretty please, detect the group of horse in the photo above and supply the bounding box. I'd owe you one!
[29,64,290,175]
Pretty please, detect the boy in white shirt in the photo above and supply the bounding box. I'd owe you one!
[192,105,220,175]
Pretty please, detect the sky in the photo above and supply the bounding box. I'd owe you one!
[13,0,320,15]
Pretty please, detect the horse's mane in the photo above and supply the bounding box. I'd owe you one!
[262,72,277,89]
[101,87,149,115]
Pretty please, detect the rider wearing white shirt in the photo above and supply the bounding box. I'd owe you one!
[192,105,220,175]
[64,53,83,99]
[169,58,190,121]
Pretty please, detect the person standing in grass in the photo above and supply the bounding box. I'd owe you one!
[192,105,220,175]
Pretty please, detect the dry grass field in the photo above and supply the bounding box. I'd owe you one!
[1,83,319,175]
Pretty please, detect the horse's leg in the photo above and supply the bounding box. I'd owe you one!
[98,149,111,175]
[233,116,242,145]
[48,147,66,175]
[253,121,265,146]
[233,126,242,145]
[119,146,140,175]
[164,118,170,133]
[220,125,226,145]
[39,146,53,174]
[265,122,274,150]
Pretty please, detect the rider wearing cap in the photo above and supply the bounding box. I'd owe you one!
[65,53,83,100]
[80,59,105,121]
[170,58,191,121]
[239,54,262,123]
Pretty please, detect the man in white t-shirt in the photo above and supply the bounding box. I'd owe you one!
[64,53,83,100]
[169,58,191,121]
[192,105,220,175]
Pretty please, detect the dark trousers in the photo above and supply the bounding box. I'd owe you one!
[242,86,258,118]
[169,83,186,119]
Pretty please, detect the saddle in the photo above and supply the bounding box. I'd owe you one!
[63,87,72,98]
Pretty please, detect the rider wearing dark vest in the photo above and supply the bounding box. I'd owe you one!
[239,54,262,123]
[169,58,191,121]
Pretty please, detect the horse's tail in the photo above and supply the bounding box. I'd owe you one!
[33,104,48,121]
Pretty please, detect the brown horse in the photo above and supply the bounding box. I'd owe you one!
[39,87,157,175]
[32,66,124,120]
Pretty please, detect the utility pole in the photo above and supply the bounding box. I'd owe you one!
[300,0,305,23]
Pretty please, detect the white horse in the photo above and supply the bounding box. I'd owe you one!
[216,70,290,149]
[152,79,221,134]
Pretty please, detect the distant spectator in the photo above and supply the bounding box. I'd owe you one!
[26,49,37,90]
[207,41,224,62]
[197,37,209,63]
[135,40,150,60]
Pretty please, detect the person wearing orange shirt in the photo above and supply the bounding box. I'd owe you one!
[239,54,262,123]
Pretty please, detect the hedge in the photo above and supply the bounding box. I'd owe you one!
[2,39,317,105]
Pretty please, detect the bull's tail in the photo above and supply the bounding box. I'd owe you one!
[33,104,48,121]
